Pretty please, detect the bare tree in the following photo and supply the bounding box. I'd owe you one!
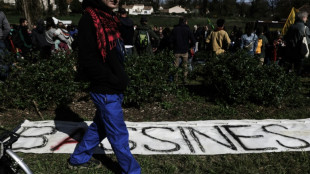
[19,0,43,28]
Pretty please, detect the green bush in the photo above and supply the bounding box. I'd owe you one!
[124,51,180,106]
[0,51,84,109]
[201,50,300,106]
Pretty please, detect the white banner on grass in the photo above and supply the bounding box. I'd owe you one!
[12,119,310,155]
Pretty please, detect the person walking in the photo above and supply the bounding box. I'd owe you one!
[206,19,231,55]
[170,16,196,83]
[68,0,141,173]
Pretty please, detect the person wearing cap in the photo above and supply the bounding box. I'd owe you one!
[133,16,160,55]
[67,0,141,173]
[118,8,134,56]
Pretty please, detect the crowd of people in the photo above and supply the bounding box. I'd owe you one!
[119,10,309,80]
[0,9,308,81]
[0,15,78,80]
[9,17,77,59]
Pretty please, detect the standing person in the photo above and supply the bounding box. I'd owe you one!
[206,19,231,55]
[241,23,258,56]
[158,27,171,52]
[170,16,196,83]
[0,11,10,54]
[133,16,159,56]
[229,26,239,52]
[255,27,269,66]
[158,26,164,39]
[284,11,309,75]
[67,0,141,173]
[18,18,32,57]
[273,34,285,65]
[153,25,159,36]
[202,25,209,51]
[193,25,200,52]
[0,10,10,80]
[31,19,51,59]
[118,7,134,56]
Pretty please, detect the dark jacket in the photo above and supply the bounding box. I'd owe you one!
[0,11,10,40]
[285,20,310,60]
[78,0,128,94]
[32,20,50,49]
[119,17,134,46]
[19,26,32,48]
[133,24,160,55]
[170,24,196,54]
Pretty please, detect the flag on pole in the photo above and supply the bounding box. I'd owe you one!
[207,18,215,29]
[281,7,299,36]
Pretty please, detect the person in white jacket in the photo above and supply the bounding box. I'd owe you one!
[55,22,73,50]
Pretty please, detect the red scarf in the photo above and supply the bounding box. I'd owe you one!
[85,7,120,62]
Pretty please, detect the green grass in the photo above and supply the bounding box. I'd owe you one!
[1,77,309,173]
[16,152,310,174]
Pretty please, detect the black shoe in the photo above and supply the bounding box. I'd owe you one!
[67,158,102,169]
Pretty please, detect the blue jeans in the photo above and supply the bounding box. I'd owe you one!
[70,93,141,174]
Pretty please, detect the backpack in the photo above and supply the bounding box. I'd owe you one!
[136,30,149,48]
[255,38,263,54]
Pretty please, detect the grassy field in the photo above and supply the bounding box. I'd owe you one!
[0,77,309,173]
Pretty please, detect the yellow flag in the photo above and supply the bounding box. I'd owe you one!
[281,7,299,36]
